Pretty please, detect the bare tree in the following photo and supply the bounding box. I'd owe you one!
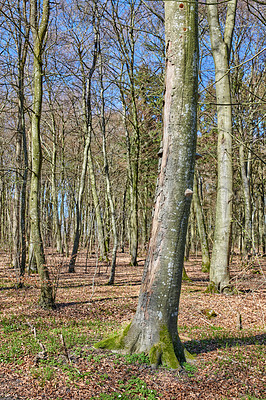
[29,0,54,307]
[96,0,198,368]
[206,0,237,292]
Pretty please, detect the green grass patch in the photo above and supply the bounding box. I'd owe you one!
[113,352,149,365]
[182,362,198,377]
[94,376,160,399]
[0,314,118,364]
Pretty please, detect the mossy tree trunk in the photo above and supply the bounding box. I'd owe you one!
[207,0,237,292]
[96,0,198,368]
[29,0,54,308]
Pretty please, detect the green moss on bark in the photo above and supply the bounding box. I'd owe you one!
[149,326,181,369]
[95,322,131,351]
[201,261,210,273]
[205,281,219,293]
[182,267,191,281]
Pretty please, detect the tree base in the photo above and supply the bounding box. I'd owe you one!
[95,323,193,369]
[206,281,233,294]
[39,286,55,309]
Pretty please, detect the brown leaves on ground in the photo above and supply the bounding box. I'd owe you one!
[0,250,265,399]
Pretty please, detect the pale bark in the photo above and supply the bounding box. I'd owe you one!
[69,5,102,271]
[207,0,237,292]
[29,0,54,308]
[193,174,210,272]
[46,89,63,254]
[87,146,108,261]
[97,0,198,367]
[11,0,29,284]
[120,185,127,253]
[99,49,118,284]
[239,144,252,256]
[112,3,140,266]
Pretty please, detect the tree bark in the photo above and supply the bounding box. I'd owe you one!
[99,48,118,284]
[239,144,252,256]
[207,0,237,292]
[112,2,140,266]
[96,0,198,368]
[29,0,54,308]
[12,0,29,285]
[68,4,101,271]
[193,174,210,272]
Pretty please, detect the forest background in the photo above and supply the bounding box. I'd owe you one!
[0,0,265,296]
[0,0,265,398]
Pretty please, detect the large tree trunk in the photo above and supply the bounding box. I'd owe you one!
[29,0,54,308]
[96,0,198,368]
[207,0,237,292]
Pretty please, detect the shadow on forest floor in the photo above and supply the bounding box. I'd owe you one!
[184,333,266,354]
[56,295,139,309]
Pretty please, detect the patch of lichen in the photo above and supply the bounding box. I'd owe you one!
[95,322,132,351]
[149,326,181,369]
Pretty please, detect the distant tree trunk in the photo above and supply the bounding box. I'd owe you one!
[29,0,54,308]
[47,86,63,254]
[207,0,237,292]
[96,0,198,368]
[69,5,100,272]
[193,174,210,272]
[12,0,29,285]
[99,48,118,284]
[120,185,127,253]
[13,117,23,274]
[112,1,140,266]
[239,144,252,256]
[87,146,108,261]
[120,94,139,265]
[184,219,191,261]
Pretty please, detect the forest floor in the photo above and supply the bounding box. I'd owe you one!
[0,249,265,400]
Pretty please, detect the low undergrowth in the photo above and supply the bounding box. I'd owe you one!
[0,253,265,399]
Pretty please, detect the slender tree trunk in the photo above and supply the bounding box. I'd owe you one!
[207,0,237,292]
[120,185,127,253]
[69,5,102,271]
[193,174,210,272]
[29,0,54,308]
[47,93,63,254]
[12,0,29,284]
[13,121,22,274]
[96,0,198,368]
[87,147,108,261]
[239,144,252,256]
[113,3,140,266]
[98,49,118,284]
[69,5,106,272]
